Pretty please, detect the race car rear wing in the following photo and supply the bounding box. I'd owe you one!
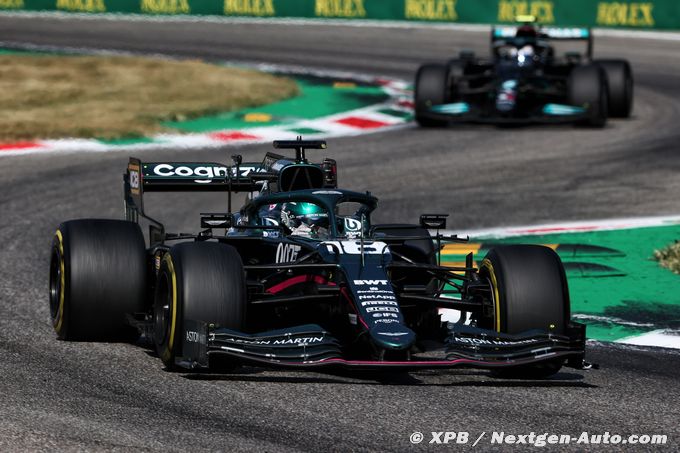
[124,157,265,221]
[123,139,337,240]
[491,25,593,58]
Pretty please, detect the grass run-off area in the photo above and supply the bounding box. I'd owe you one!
[0,54,299,141]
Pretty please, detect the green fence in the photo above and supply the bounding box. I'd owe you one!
[1,0,678,30]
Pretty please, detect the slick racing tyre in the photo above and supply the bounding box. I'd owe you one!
[446,58,466,96]
[479,245,570,378]
[568,64,609,128]
[372,224,435,265]
[154,242,246,370]
[415,64,449,127]
[373,225,440,337]
[49,219,147,341]
[373,224,436,291]
[596,59,633,118]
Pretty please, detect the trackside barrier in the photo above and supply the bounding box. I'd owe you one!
[0,0,678,30]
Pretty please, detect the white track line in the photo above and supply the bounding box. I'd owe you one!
[445,214,680,239]
[616,330,680,349]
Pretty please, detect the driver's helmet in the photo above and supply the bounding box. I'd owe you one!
[515,25,540,62]
[280,202,329,232]
[516,44,535,66]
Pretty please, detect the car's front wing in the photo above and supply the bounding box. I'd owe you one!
[420,102,590,125]
[178,320,588,372]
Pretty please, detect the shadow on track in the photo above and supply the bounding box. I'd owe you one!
[181,367,596,388]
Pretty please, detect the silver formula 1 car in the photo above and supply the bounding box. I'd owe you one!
[415,19,633,127]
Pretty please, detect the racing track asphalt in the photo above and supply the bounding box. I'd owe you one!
[0,15,679,451]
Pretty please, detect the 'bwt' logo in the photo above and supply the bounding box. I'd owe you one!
[353,279,388,286]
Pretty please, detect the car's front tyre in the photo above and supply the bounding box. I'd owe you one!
[153,241,246,370]
[415,64,450,128]
[479,245,570,378]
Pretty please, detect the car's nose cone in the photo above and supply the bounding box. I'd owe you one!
[369,324,416,351]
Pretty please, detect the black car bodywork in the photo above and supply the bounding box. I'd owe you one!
[51,140,588,376]
[415,22,633,127]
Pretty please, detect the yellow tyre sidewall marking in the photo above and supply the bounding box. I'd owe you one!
[54,230,66,334]
[161,253,178,363]
[481,258,501,332]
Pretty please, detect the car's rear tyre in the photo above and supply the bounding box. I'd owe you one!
[447,59,466,86]
[373,225,440,336]
[569,64,609,128]
[154,241,246,370]
[479,245,570,378]
[415,63,449,127]
[49,219,147,341]
[372,224,435,265]
[458,51,475,63]
[596,59,633,118]
[373,224,437,293]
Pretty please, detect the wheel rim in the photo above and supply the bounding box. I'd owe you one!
[49,245,62,321]
[154,272,172,346]
[479,259,501,332]
[476,261,498,332]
